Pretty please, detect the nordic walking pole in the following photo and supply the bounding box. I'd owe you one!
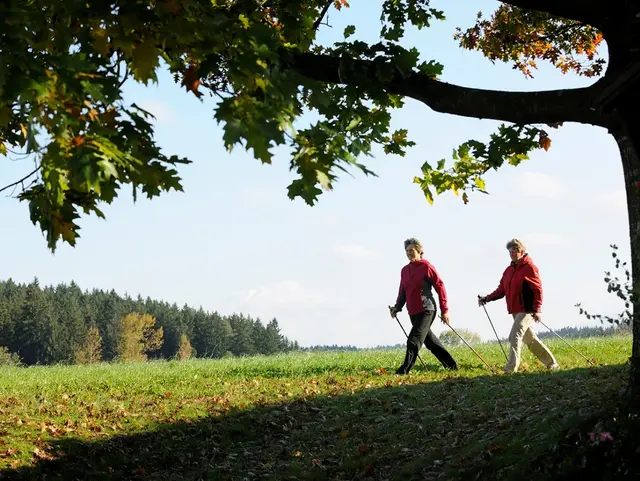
[447,324,497,374]
[388,306,426,368]
[478,295,508,362]
[538,320,596,366]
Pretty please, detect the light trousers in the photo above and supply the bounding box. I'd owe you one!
[504,312,558,373]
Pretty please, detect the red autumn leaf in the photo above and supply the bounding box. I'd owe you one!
[357,444,371,455]
[71,136,85,147]
[181,65,203,98]
[487,443,504,453]
[538,132,552,151]
[0,448,19,458]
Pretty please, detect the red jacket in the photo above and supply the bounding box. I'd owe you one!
[485,254,543,314]
[394,258,449,316]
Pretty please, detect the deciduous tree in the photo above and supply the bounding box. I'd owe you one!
[115,312,163,362]
[74,326,103,364]
[440,329,482,348]
[2,1,639,403]
[175,333,193,360]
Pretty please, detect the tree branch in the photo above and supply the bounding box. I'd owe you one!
[312,1,333,31]
[0,164,41,195]
[539,22,582,43]
[291,52,609,127]
[498,0,606,28]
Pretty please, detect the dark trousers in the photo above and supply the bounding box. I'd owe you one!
[397,310,458,373]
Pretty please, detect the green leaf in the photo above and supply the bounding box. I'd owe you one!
[344,25,356,39]
[222,120,245,150]
[316,171,332,190]
[130,38,160,84]
[346,116,361,131]
[424,186,434,205]
[238,14,250,29]
[417,60,444,78]
[97,159,119,180]
[0,106,11,127]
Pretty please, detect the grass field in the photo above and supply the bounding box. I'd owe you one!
[0,336,632,480]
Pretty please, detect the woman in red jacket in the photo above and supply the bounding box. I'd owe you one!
[478,238,559,373]
[389,237,458,374]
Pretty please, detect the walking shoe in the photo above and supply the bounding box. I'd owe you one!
[548,363,560,370]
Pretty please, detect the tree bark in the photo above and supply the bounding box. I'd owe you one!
[608,90,640,411]
[291,53,607,127]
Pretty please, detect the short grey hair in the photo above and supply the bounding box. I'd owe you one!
[404,237,424,255]
[506,238,526,253]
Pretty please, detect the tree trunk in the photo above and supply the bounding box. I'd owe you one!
[609,95,640,411]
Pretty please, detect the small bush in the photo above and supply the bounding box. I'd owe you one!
[0,346,21,366]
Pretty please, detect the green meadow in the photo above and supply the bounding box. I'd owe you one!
[0,336,631,480]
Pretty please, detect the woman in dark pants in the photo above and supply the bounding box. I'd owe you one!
[389,237,458,374]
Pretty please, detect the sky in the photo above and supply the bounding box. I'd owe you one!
[0,0,632,349]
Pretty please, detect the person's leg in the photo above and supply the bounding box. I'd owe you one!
[504,312,532,373]
[421,312,458,370]
[523,322,559,369]
[396,311,430,374]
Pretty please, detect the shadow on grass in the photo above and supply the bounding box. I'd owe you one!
[0,364,630,481]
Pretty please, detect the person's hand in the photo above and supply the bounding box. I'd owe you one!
[389,306,400,318]
[441,312,450,325]
[532,312,541,322]
[477,295,487,307]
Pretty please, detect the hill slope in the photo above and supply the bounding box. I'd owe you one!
[0,336,633,480]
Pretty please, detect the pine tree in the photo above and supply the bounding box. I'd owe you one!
[53,283,88,362]
[14,279,58,365]
[262,318,285,355]
[229,314,256,357]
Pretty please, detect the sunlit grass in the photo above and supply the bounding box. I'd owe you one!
[0,336,631,480]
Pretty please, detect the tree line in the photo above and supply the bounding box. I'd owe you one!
[303,324,631,352]
[0,278,299,366]
[483,323,631,345]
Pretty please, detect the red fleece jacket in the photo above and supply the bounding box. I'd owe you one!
[484,254,543,314]
[394,258,449,316]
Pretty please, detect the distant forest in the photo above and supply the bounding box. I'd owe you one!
[0,278,299,366]
[303,323,632,352]
[1,278,630,366]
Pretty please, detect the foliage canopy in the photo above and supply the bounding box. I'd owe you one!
[1,0,621,250]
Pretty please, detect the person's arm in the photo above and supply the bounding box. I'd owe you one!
[393,281,406,311]
[522,264,543,313]
[424,263,448,314]
[483,277,505,302]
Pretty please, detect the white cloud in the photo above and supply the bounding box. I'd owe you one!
[137,99,174,124]
[596,189,627,213]
[515,172,567,198]
[524,232,569,247]
[230,280,328,310]
[332,243,381,260]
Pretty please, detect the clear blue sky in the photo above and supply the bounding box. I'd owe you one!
[0,0,630,348]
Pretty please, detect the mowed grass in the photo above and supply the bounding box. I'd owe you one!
[0,336,632,481]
